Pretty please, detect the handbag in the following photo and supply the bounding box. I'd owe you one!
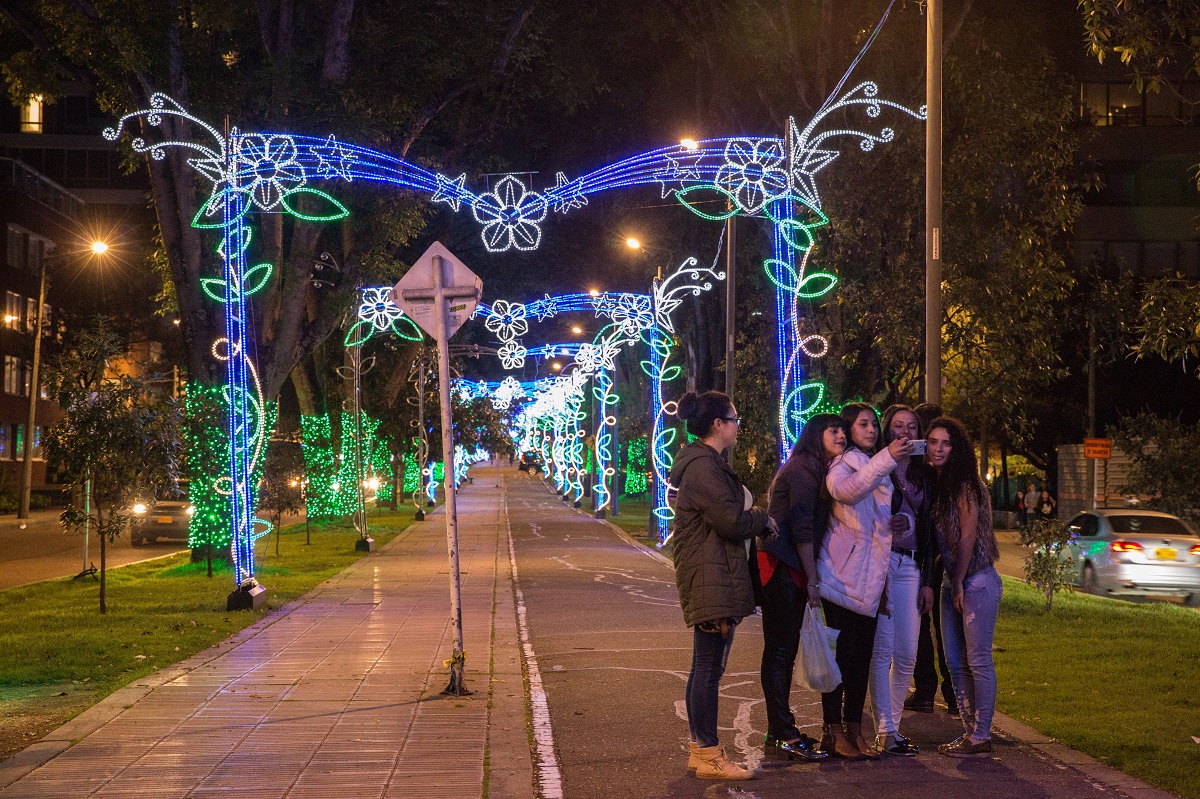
[799,603,842,693]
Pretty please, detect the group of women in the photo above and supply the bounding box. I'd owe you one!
[670,390,1002,780]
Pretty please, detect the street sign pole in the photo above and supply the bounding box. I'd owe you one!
[391,242,481,697]
[431,254,468,695]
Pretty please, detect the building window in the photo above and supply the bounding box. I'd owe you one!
[20,96,44,133]
[0,424,9,460]
[25,297,36,333]
[14,424,23,461]
[7,224,27,270]
[4,355,22,395]
[5,292,22,330]
[1081,81,1200,126]
[33,425,43,460]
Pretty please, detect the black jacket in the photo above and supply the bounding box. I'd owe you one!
[765,451,830,572]
[669,441,768,627]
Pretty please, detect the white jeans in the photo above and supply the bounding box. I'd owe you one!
[869,551,922,736]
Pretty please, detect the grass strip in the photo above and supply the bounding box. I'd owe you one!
[0,508,420,756]
[995,577,1199,799]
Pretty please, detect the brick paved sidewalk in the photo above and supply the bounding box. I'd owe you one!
[0,477,533,799]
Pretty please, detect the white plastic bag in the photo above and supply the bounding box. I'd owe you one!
[799,603,842,693]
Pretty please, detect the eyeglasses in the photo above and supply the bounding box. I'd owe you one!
[719,416,741,425]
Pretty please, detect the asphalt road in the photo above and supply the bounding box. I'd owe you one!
[0,512,188,590]
[505,475,1131,798]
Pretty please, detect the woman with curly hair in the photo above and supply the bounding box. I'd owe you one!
[926,417,1002,757]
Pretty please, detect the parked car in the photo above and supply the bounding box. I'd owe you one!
[130,482,194,545]
[518,451,543,473]
[1062,509,1200,606]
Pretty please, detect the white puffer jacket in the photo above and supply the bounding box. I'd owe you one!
[818,447,898,617]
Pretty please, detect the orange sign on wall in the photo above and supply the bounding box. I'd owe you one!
[1083,438,1112,459]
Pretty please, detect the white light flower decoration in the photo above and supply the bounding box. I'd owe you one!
[358,287,403,330]
[497,340,527,370]
[234,134,306,210]
[471,175,548,252]
[714,138,788,215]
[485,300,529,341]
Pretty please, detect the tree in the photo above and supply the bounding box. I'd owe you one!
[44,320,182,613]
[1020,518,1079,611]
[259,438,306,554]
[1080,0,1200,93]
[1110,412,1200,521]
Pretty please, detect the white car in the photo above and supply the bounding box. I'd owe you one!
[1063,509,1200,605]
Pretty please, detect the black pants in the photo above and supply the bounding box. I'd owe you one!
[912,566,956,707]
[759,567,804,740]
[820,599,877,725]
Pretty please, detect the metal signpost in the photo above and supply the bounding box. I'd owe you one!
[390,241,482,696]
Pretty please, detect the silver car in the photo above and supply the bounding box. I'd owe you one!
[1064,509,1200,605]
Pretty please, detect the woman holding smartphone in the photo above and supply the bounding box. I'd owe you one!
[818,403,911,759]
[926,417,1002,757]
[868,405,936,756]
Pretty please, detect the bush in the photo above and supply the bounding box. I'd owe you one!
[1020,518,1078,610]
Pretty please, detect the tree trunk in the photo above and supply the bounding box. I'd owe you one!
[99,508,107,614]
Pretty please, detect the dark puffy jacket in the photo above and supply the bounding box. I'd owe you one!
[670,441,769,627]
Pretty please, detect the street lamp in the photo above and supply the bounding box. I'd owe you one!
[19,239,110,521]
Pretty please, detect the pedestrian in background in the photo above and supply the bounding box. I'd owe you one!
[1036,489,1056,521]
[669,390,771,780]
[818,402,912,759]
[759,414,846,763]
[926,417,1002,757]
[869,405,935,756]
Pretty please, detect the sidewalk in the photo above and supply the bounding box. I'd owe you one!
[0,478,534,799]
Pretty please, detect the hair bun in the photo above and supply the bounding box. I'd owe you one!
[677,391,698,421]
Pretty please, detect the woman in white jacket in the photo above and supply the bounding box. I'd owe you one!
[818,403,912,759]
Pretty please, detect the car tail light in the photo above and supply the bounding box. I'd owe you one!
[1110,540,1143,553]
[1191,544,1200,556]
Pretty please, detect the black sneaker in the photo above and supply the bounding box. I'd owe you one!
[903,692,934,713]
[877,733,920,757]
[764,734,830,761]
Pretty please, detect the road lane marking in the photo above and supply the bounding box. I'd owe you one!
[505,484,563,799]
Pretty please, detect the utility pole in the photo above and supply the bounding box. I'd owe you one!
[925,0,943,406]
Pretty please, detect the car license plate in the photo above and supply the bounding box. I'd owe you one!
[157,516,174,524]
[1155,548,1177,561]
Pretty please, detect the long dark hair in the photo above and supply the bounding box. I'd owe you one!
[789,413,845,466]
[840,402,880,455]
[677,390,733,439]
[927,417,987,513]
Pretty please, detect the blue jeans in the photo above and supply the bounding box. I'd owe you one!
[687,624,736,747]
[940,566,1002,740]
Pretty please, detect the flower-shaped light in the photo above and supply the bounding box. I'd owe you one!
[497,340,527,370]
[485,300,529,341]
[609,294,653,333]
[234,134,306,210]
[358,287,404,331]
[472,175,548,252]
[714,138,788,215]
[573,342,601,375]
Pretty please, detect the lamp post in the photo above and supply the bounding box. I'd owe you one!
[19,240,109,522]
[925,0,943,406]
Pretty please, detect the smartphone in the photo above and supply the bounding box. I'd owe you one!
[910,439,928,455]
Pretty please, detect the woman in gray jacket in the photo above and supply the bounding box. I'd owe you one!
[670,390,771,780]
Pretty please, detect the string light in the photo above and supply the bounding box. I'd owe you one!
[105,76,923,527]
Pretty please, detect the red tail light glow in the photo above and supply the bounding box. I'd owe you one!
[1110,540,1143,553]
[1190,544,1200,556]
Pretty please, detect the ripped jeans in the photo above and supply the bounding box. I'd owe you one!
[940,566,1002,741]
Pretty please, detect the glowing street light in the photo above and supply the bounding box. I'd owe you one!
[571,325,583,335]
[20,239,111,522]
[680,138,699,150]
[625,237,641,250]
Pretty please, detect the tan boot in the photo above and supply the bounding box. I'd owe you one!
[845,722,880,760]
[823,723,865,760]
[687,740,700,771]
[693,745,756,780]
